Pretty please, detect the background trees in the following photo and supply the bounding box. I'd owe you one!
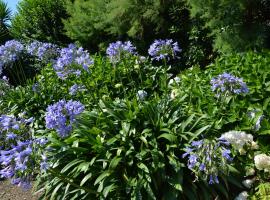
[0,0,12,44]
[187,0,270,53]
[10,0,69,44]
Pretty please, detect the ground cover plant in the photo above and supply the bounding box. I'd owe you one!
[1,0,270,199]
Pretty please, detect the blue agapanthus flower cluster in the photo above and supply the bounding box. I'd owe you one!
[69,84,86,96]
[211,73,249,96]
[0,140,33,189]
[45,99,85,138]
[0,136,48,190]
[0,40,24,73]
[0,112,48,190]
[148,39,181,61]
[182,139,232,184]
[0,114,33,136]
[53,44,94,79]
[106,41,137,63]
[26,41,59,62]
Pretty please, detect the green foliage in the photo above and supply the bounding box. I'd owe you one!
[36,97,236,199]
[10,0,69,44]
[251,183,270,200]
[0,0,11,44]
[187,0,270,53]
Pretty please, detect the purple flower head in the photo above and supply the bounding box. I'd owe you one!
[53,44,94,79]
[188,154,198,169]
[208,175,219,184]
[191,140,203,147]
[6,133,17,140]
[148,39,181,61]
[222,148,233,161]
[45,99,85,138]
[106,41,137,63]
[69,84,86,96]
[183,138,232,185]
[26,41,59,62]
[211,73,249,96]
[0,40,24,70]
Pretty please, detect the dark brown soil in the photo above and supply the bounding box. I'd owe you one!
[0,180,39,200]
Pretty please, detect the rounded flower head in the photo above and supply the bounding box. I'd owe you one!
[106,41,137,63]
[26,41,59,62]
[148,39,181,61]
[45,99,85,138]
[254,154,270,171]
[69,84,86,96]
[0,40,24,70]
[211,73,249,96]
[54,44,94,79]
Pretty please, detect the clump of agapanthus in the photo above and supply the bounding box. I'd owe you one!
[53,44,94,79]
[0,40,24,69]
[182,138,232,184]
[45,99,85,138]
[0,140,33,189]
[148,39,181,61]
[254,154,270,172]
[69,84,86,96]
[26,41,59,62]
[219,131,256,154]
[106,41,137,64]
[211,73,249,97]
[0,136,48,190]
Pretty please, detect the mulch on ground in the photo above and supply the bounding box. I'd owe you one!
[0,180,39,200]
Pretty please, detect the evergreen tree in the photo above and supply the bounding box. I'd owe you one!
[64,0,191,53]
[187,0,270,53]
[10,0,69,44]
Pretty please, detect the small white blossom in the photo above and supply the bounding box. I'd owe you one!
[242,179,255,188]
[169,76,181,86]
[254,154,270,171]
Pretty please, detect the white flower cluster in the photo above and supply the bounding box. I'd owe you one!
[254,154,270,172]
[220,131,257,153]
